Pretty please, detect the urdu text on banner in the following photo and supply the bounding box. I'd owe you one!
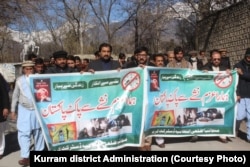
[144,67,238,138]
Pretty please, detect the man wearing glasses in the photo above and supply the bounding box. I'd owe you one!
[202,49,228,72]
[124,46,149,68]
[202,49,230,143]
[123,46,151,151]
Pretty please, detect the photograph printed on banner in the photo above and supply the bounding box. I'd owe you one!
[196,108,225,125]
[47,122,77,144]
[77,113,132,140]
[33,78,52,102]
[173,108,195,127]
[172,107,225,126]
[151,110,175,126]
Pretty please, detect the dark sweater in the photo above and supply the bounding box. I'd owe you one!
[0,74,10,122]
[234,59,250,98]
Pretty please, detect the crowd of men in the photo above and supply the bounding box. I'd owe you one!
[0,42,250,165]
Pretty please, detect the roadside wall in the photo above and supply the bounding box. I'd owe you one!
[197,0,250,67]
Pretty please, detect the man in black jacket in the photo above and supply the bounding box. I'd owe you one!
[87,43,120,72]
[45,50,78,73]
[124,46,149,69]
[201,49,230,143]
[219,48,231,69]
[202,49,229,72]
[0,74,10,159]
[234,48,250,142]
[123,46,151,151]
[188,50,203,70]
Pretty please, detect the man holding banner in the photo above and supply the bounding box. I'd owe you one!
[87,43,120,72]
[11,61,44,166]
[45,50,78,73]
[124,46,151,151]
[202,49,231,143]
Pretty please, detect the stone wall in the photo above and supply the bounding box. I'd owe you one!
[197,0,250,67]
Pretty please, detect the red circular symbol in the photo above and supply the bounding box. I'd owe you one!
[121,71,141,91]
[214,73,233,88]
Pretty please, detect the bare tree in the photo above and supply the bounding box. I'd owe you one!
[1,0,65,58]
[60,0,89,54]
[25,1,66,50]
[127,0,179,52]
[0,0,34,62]
[1,0,244,62]
[87,0,136,45]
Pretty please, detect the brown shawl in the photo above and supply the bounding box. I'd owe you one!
[167,59,190,69]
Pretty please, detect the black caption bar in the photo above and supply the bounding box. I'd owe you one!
[30,151,249,166]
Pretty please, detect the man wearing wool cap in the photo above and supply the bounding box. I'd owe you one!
[45,50,78,73]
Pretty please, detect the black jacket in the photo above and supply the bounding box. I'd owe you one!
[221,56,231,69]
[202,62,228,71]
[88,59,120,71]
[234,59,250,98]
[124,61,139,68]
[0,74,10,122]
[45,65,78,73]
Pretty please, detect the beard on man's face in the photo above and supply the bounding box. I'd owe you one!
[57,62,66,68]
[103,55,110,59]
[175,56,182,62]
[101,55,111,62]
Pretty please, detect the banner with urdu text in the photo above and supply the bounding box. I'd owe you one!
[144,67,238,138]
[29,68,145,151]
[29,67,238,151]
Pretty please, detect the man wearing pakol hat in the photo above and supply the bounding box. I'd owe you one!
[11,61,44,166]
[45,50,78,73]
[234,48,250,143]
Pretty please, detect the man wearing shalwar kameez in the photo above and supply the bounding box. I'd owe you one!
[11,61,44,166]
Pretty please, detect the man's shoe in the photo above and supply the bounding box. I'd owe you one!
[246,139,250,143]
[18,158,30,166]
[157,143,165,148]
[219,138,228,143]
[189,136,198,142]
[0,154,3,160]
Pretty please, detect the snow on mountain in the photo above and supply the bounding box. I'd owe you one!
[9,21,94,44]
[173,2,195,18]
[167,2,196,19]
